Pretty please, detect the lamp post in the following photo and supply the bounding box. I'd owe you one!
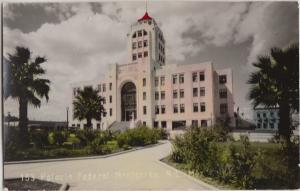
[66,107,69,130]
[7,112,11,128]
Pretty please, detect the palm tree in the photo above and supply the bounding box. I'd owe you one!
[4,47,51,142]
[73,87,106,129]
[248,43,299,143]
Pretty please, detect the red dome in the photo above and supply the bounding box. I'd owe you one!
[138,12,152,22]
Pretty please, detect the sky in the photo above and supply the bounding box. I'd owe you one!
[3,1,299,121]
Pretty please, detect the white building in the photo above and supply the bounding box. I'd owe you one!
[69,12,234,131]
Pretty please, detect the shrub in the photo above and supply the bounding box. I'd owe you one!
[75,129,97,146]
[31,130,50,148]
[116,126,159,147]
[171,136,186,163]
[154,128,168,140]
[88,137,111,155]
[229,136,258,189]
[170,127,261,189]
[48,131,69,146]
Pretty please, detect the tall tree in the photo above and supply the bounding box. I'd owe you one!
[73,87,105,129]
[248,43,299,143]
[5,47,50,142]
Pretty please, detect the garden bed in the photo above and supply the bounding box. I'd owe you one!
[5,126,167,162]
[4,178,63,190]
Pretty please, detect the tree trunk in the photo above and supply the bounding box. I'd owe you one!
[19,97,29,145]
[278,100,291,144]
[87,117,92,130]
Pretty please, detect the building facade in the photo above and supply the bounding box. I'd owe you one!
[70,12,234,131]
[254,108,279,131]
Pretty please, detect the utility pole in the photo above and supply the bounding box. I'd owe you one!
[7,112,11,128]
[66,107,69,130]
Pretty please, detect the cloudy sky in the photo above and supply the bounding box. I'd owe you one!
[3,1,299,121]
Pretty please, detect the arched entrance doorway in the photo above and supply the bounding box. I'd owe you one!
[121,82,137,121]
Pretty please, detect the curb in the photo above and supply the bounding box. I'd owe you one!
[156,159,218,190]
[4,142,165,165]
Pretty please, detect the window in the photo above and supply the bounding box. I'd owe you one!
[220,103,228,114]
[200,87,205,97]
[193,103,198,112]
[263,113,266,117]
[161,105,166,114]
[173,104,178,113]
[132,32,136,38]
[155,105,159,114]
[180,104,185,113]
[161,121,167,128]
[97,123,101,130]
[97,85,101,92]
[143,92,146,100]
[219,89,227,99]
[263,122,267,129]
[109,83,112,91]
[180,89,184,98]
[154,121,159,128]
[200,71,205,81]
[144,51,148,57]
[160,76,165,86]
[138,30,142,37]
[173,90,178,99]
[132,54,137,61]
[103,111,106,117]
[155,77,159,87]
[161,91,165,100]
[172,121,186,130]
[102,84,106,92]
[270,123,274,129]
[143,106,147,115]
[138,52,142,58]
[155,91,159,100]
[143,78,146,86]
[172,74,177,84]
[179,74,184,84]
[132,42,137,49]
[143,121,146,126]
[192,72,197,82]
[257,113,260,118]
[143,40,148,47]
[219,75,227,84]
[200,102,206,112]
[110,108,112,116]
[257,123,261,128]
[143,30,147,35]
[192,120,198,127]
[109,95,112,103]
[138,41,142,48]
[103,97,106,104]
[193,88,198,97]
[201,120,207,127]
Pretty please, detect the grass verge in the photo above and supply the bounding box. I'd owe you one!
[161,155,235,190]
